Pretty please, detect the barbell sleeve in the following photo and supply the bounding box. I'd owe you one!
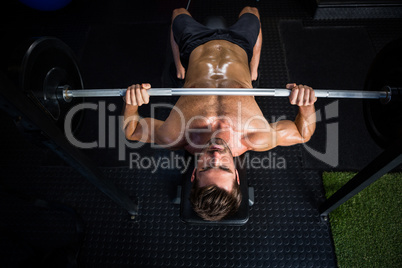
[63,88,389,99]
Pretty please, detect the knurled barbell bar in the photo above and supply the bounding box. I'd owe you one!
[61,86,399,100]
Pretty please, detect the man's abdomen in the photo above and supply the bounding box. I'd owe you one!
[184,40,252,89]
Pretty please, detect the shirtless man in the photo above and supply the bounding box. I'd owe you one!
[123,7,317,221]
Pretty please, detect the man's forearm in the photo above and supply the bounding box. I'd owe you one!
[123,104,140,139]
[294,105,316,142]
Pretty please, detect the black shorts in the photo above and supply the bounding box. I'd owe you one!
[172,13,260,69]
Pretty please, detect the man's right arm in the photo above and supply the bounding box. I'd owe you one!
[123,84,185,148]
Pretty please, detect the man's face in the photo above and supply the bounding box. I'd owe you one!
[191,138,239,192]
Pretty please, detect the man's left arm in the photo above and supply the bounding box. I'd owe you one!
[272,83,317,146]
[245,84,316,151]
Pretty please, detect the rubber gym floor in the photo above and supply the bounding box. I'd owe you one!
[0,0,401,267]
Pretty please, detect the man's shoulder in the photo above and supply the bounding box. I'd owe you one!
[242,130,277,152]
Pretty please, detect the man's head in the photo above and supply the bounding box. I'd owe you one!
[190,138,242,221]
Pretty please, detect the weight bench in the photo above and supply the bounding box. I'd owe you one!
[174,152,254,226]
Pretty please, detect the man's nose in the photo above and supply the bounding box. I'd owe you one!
[210,152,222,165]
[212,151,223,159]
[212,150,222,156]
[211,158,219,166]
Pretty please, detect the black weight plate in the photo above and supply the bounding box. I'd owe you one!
[19,37,84,134]
[364,38,402,149]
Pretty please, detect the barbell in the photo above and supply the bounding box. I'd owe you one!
[5,36,402,148]
[62,86,396,100]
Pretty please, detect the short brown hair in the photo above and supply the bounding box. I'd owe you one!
[190,174,242,221]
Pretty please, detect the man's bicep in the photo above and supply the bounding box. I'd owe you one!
[245,130,276,151]
[129,117,183,149]
[271,120,303,146]
[128,117,164,143]
[154,119,186,149]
